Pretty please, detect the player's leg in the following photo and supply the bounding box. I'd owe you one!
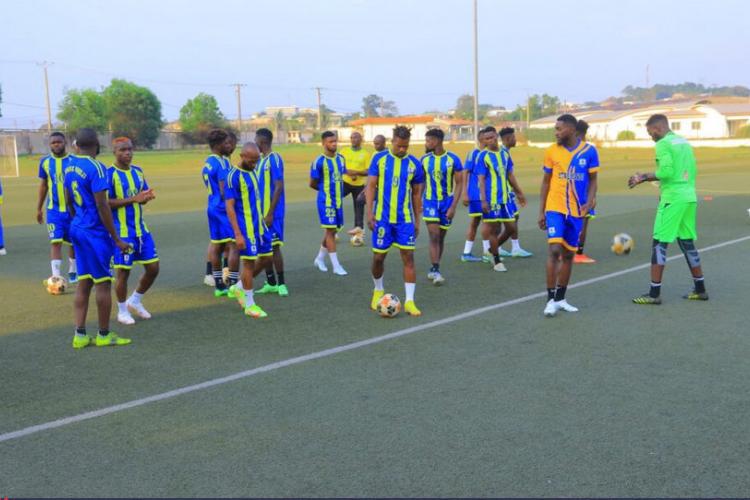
[242,257,268,318]
[574,216,596,263]
[676,202,707,300]
[210,241,229,296]
[353,185,365,233]
[203,242,214,286]
[543,212,566,316]
[461,203,483,262]
[400,248,420,316]
[72,277,93,347]
[370,221,392,309]
[0,206,4,254]
[67,244,77,283]
[634,202,680,304]
[115,267,135,325]
[550,217,583,312]
[434,225,448,284]
[272,245,287,295]
[326,209,347,275]
[426,222,442,282]
[50,241,64,278]
[226,242,239,288]
[127,260,159,320]
[486,215,507,272]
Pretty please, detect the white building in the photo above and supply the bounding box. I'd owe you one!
[340,115,475,143]
[530,98,750,141]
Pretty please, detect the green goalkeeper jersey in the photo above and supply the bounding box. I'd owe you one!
[654,131,697,203]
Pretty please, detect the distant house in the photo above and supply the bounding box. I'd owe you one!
[343,115,476,142]
[485,107,507,118]
[530,97,750,141]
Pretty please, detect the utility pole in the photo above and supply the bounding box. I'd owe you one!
[526,93,531,129]
[645,64,650,88]
[38,61,53,134]
[472,0,480,145]
[233,83,246,133]
[315,87,323,130]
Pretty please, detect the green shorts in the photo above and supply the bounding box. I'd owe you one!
[653,201,697,243]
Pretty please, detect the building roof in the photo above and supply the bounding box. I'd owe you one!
[349,115,435,126]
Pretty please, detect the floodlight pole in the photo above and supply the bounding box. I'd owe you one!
[233,83,246,132]
[472,0,479,145]
[38,61,53,133]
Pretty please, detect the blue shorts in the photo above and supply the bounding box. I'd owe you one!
[423,197,454,229]
[546,211,584,251]
[207,207,234,244]
[468,200,483,217]
[46,210,72,244]
[268,216,284,246]
[114,233,159,269]
[318,203,344,230]
[70,226,114,283]
[240,231,273,260]
[482,203,515,223]
[508,193,520,217]
[372,220,416,253]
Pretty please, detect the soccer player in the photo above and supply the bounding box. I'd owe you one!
[0,176,4,255]
[476,127,527,272]
[341,131,370,236]
[36,132,77,283]
[201,129,239,297]
[629,114,707,304]
[107,137,159,325]
[373,134,387,153]
[497,127,533,258]
[421,128,463,285]
[254,128,288,297]
[460,128,488,262]
[573,120,597,264]
[64,128,132,348]
[225,142,274,318]
[366,126,425,315]
[310,131,350,276]
[539,114,599,317]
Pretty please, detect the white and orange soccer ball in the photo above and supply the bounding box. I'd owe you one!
[611,233,634,255]
[45,276,67,295]
[376,293,401,318]
[350,233,365,247]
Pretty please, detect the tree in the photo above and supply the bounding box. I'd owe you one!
[179,93,227,144]
[622,82,750,102]
[57,88,108,133]
[454,94,474,119]
[103,79,162,148]
[362,94,382,117]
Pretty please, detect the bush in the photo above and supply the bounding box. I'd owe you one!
[617,130,636,141]
[735,125,750,138]
[526,128,555,142]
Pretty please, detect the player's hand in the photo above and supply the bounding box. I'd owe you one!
[115,239,133,253]
[580,202,592,216]
[628,173,643,189]
[350,174,357,181]
[234,234,246,251]
[367,214,375,231]
[446,206,456,221]
[134,191,150,204]
[356,191,366,203]
[264,213,274,226]
[462,199,469,207]
[516,193,527,208]
[36,209,44,224]
[538,213,547,230]
[414,221,420,239]
[481,200,490,214]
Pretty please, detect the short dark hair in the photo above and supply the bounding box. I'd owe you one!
[557,114,577,127]
[227,131,238,142]
[576,120,589,135]
[499,127,515,137]
[207,129,229,148]
[321,130,336,140]
[483,126,497,134]
[255,128,273,143]
[393,125,411,140]
[75,128,99,149]
[425,128,444,141]
[646,114,669,127]
[50,131,65,140]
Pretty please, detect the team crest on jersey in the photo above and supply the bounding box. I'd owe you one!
[579,158,587,166]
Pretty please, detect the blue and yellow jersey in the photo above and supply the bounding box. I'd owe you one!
[420,151,463,202]
[63,155,109,231]
[258,151,285,219]
[310,153,346,208]
[38,154,73,213]
[0,176,3,204]
[543,140,600,217]
[201,154,231,212]
[476,147,514,206]
[465,148,483,201]
[107,165,150,238]
[225,167,266,241]
[368,150,425,224]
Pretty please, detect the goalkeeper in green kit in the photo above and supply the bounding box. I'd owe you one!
[628,113,708,304]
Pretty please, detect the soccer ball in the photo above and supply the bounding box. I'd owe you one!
[376,293,401,318]
[46,276,67,295]
[611,233,634,255]
[350,233,365,247]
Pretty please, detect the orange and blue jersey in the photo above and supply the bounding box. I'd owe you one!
[368,150,425,224]
[107,164,150,238]
[543,140,600,217]
[465,148,483,201]
[310,153,346,209]
[421,151,463,202]
[476,147,513,206]
[202,154,231,213]
[38,154,73,214]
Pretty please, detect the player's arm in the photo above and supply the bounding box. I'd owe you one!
[411,181,424,238]
[477,174,489,213]
[108,190,151,209]
[630,143,671,188]
[365,174,378,231]
[507,172,526,207]
[266,157,284,225]
[447,171,464,220]
[309,160,320,191]
[64,186,76,218]
[225,198,246,251]
[538,171,551,229]
[94,191,130,252]
[36,179,48,224]
[581,172,598,215]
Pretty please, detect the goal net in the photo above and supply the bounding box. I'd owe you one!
[0,135,19,177]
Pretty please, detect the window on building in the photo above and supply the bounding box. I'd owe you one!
[692,121,701,130]
[672,121,681,130]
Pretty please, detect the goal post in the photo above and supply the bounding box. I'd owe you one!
[0,135,20,178]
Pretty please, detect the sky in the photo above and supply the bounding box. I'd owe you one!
[1,0,749,129]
